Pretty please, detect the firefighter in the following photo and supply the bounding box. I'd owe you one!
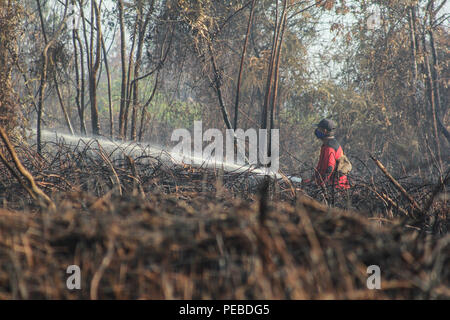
[313,119,350,189]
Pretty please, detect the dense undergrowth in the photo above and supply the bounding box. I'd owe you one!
[0,139,448,299]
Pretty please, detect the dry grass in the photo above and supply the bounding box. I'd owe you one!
[0,139,448,299]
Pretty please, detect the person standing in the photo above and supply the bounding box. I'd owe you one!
[313,119,350,189]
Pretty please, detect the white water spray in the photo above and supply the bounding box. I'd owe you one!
[35,129,301,183]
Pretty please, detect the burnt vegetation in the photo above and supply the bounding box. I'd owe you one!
[0,0,448,299]
[0,134,448,299]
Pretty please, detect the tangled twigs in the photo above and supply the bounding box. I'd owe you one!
[95,141,122,196]
[370,155,421,216]
[0,136,448,299]
[0,127,55,210]
[125,155,145,197]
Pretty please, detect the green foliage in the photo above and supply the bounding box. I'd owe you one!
[149,94,203,129]
[6,0,447,173]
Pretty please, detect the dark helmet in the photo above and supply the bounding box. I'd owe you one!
[316,118,336,131]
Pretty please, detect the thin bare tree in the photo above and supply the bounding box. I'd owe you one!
[36,0,69,153]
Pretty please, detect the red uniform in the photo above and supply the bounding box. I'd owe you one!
[315,138,350,189]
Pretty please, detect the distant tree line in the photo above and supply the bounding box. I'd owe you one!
[0,0,448,176]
